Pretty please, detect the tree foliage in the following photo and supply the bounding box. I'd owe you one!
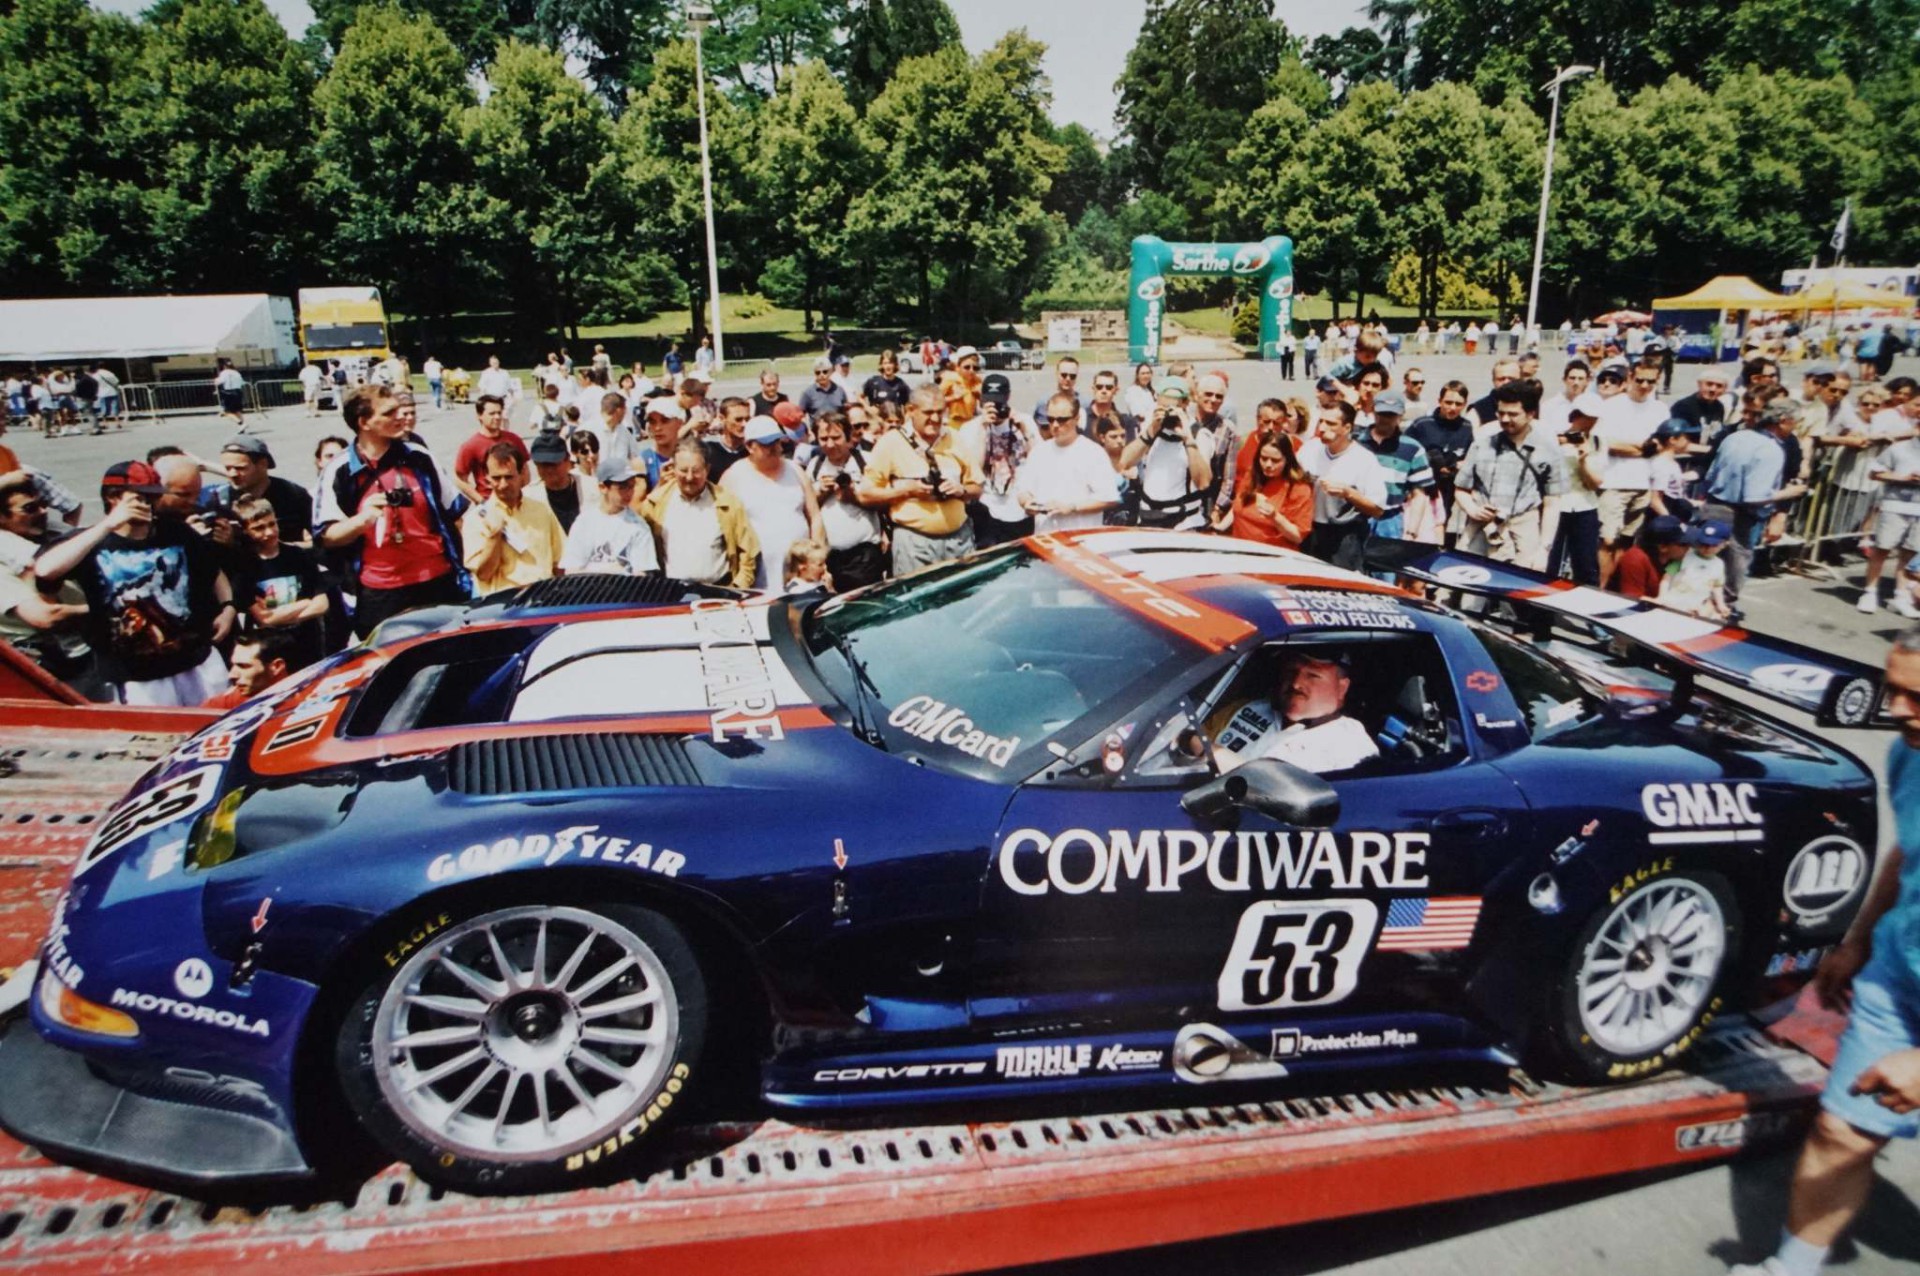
[843,0,961,108]
[753,59,867,327]
[1113,0,1293,239]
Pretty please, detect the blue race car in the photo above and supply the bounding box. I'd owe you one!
[0,532,1889,1195]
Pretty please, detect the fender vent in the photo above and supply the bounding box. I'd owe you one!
[485,574,720,611]
[447,733,702,795]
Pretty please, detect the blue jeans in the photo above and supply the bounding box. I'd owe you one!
[428,378,443,409]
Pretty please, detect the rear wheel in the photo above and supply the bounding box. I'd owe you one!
[336,902,706,1195]
[1543,869,1739,1085]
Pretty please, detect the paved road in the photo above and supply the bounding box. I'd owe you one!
[6,353,1920,1276]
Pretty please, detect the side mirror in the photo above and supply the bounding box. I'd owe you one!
[1181,759,1341,828]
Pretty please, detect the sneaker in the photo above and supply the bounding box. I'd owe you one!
[1727,1262,1789,1276]
[1858,589,1881,614]
[1894,592,1920,620]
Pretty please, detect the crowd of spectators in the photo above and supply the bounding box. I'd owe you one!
[0,327,1915,710]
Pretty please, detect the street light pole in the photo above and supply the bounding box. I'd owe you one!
[1525,64,1593,348]
[687,4,725,374]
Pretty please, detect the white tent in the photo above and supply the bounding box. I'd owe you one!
[0,294,297,365]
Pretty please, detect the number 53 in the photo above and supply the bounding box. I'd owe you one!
[1217,900,1379,1011]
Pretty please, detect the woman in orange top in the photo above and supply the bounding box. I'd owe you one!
[1227,434,1313,549]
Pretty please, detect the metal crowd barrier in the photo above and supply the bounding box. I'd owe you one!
[118,376,303,424]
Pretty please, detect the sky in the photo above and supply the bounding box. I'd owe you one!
[90,0,1370,139]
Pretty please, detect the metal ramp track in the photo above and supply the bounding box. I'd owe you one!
[0,710,1839,1276]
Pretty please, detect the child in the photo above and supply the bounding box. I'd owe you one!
[1657,518,1731,621]
[1646,419,1695,522]
[783,539,832,596]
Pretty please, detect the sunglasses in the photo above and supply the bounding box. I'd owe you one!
[1047,414,1078,424]
[1632,377,1660,387]
[1406,379,1425,386]
[1058,372,1078,380]
[959,362,979,371]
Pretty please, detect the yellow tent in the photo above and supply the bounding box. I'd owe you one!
[1652,276,1794,310]
[1775,279,1912,311]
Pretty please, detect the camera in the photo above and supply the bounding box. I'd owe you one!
[383,484,415,508]
[1153,411,1181,437]
[835,470,853,495]
[924,456,945,493]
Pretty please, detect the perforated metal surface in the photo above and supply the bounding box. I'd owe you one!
[0,711,1835,1276]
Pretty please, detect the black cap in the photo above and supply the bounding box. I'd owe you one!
[528,431,569,464]
[980,373,1011,406]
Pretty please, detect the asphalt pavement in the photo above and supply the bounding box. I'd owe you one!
[6,351,1920,1276]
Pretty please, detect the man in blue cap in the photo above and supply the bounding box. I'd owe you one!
[1358,389,1433,550]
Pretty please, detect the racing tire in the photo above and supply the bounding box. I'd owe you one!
[335,901,707,1195]
[1540,866,1741,1086]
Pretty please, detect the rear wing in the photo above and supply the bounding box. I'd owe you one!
[1367,544,1889,728]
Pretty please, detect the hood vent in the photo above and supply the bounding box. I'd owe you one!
[447,732,702,795]
[483,574,725,612]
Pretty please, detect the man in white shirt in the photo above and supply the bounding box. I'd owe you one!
[1299,400,1388,570]
[1207,651,1379,775]
[476,355,516,406]
[1115,378,1213,528]
[1594,356,1668,586]
[558,467,659,576]
[1017,395,1120,533]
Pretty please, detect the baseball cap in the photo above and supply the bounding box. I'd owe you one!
[1155,377,1190,402]
[1595,366,1627,385]
[835,354,851,367]
[772,401,807,430]
[645,396,686,421]
[1569,391,1606,419]
[1645,515,1686,545]
[1685,519,1731,547]
[1652,418,1693,440]
[744,415,784,445]
[101,460,163,495]
[812,357,835,374]
[953,345,980,363]
[679,368,710,386]
[221,435,274,466]
[1315,376,1340,394]
[1373,390,1406,416]
[604,465,642,484]
[1807,362,1838,379]
[980,373,1012,406]
[529,431,569,464]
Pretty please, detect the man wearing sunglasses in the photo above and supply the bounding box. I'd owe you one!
[1594,356,1670,587]
[1031,356,1083,423]
[1017,395,1119,534]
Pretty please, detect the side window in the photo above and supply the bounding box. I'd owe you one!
[1472,628,1601,741]
[1199,636,1465,780]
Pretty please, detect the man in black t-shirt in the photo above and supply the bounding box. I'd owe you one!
[232,495,332,671]
[35,460,233,705]
[1407,380,1477,526]
[750,369,789,419]
[1668,370,1730,447]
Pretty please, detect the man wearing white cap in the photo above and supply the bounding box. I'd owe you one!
[637,396,690,490]
[720,415,823,591]
[1546,391,1607,585]
[941,346,983,429]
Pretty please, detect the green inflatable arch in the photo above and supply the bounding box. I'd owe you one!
[1128,234,1296,365]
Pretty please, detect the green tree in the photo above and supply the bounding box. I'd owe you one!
[698,0,851,96]
[116,0,317,293]
[1858,68,1920,261]
[1304,27,1388,99]
[465,39,624,338]
[1113,0,1293,237]
[1549,78,1644,308]
[1466,93,1544,317]
[308,0,507,70]
[0,0,145,294]
[843,0,961,108]
[1275,81,1403,317]
[312,5,484,332]
[1711,69,1872,273]
[611,38,755,341]
[755,59,867,330]
[1386,82,1489,319]
[848,38,1060,323]
[1045,124,1106,227]
[1216,94,1311,243]
[1268,52,1333,120]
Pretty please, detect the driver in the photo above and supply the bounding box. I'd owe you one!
[1211,651,1379,775]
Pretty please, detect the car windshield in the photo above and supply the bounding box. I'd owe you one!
[801,547,1201,779]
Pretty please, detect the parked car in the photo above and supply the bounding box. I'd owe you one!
[979,339,1045,371]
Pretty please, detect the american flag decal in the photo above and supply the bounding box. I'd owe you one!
[1377,897,1482,951]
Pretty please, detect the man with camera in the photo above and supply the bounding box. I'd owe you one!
[1454,380,1565,570]
[1116,379,1213,529]
[317,385,470,639]
[862,386,983,574]
[956,374,1037,548]
[805,411,887,591]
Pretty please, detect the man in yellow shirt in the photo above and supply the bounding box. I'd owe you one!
[462,443,566,595]
[861,387,984,574]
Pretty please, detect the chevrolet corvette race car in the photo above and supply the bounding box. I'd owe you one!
[0,531,1891,1196]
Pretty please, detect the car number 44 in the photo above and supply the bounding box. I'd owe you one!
[1217,900,1379,1011]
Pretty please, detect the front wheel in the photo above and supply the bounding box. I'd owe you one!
[335,902,707,1195]
[1541,868,1740,1085]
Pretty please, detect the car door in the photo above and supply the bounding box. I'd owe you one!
[970,631,1530,1032]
